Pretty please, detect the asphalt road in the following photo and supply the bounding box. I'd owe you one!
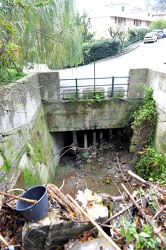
[59,38,166,82]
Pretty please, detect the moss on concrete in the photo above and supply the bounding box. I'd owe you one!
[0,106,56,187]
[23,167,40,187]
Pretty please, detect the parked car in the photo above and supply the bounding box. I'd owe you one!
[152,29,164,39]
[144,32,158,43]
[163,29,166,38]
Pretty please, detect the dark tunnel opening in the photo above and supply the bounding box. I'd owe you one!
[59,127,132,157]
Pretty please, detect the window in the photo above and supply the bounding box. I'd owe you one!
[115,17,126,25]
[118,18,122,25]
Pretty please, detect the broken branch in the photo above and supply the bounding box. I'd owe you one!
[153,205,166,220]
[47,183,85,221]
[0,191,37,204]
[128,170,166,194]
[0,234,9,247]
[102,204,133,225]
[68,194,121,250]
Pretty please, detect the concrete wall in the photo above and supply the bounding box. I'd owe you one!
[43,99,139,132]
[0,74,40,133]
[0,73,61,187]
[38,71,61,101]
[147,69,166,158]
[129,68,166,159]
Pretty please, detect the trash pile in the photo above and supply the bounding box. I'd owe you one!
[0,171,166,250]
[0,190,25,250]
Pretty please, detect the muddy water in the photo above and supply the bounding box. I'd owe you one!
[54,146,133,197]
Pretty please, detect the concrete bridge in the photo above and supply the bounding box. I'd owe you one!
[39,71,139,132]
[39,68,166,153]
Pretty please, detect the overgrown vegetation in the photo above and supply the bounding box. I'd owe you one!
[87,92,105,103]
[136,146,166,185]
[130,84,157,156]
[130,84,166,184]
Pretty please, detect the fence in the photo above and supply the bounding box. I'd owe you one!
[60,76,129,100]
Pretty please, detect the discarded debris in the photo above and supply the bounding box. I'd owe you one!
[47,183,86,221]
[1,175,166,249]
[1,141,166,250]
[0,190,37,204]
[68,194,121,250]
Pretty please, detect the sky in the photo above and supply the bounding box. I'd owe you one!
[76,0,149,14]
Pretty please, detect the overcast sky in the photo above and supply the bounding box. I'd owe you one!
[76,0,148,13]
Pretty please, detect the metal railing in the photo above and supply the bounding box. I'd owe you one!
[60,76,130,100]
[121,34,144,50]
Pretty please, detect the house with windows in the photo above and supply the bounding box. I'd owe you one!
[88,1,153,38]
[152,11,166,20]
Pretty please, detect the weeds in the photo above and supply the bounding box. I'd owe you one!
[120,219,158,249]
[136,146,166,184]
[130,84,166,184]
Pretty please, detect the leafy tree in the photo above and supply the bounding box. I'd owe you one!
[150,18,166,30]
[75,10,94,43]
[108,25,128,44]
[155,0,166,4]
[0,0,83,83]
[152,0,166,11]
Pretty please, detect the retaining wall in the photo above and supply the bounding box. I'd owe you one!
[129,68,166,159]
[0,72,60,187]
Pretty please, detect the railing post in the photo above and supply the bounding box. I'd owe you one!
[94,61,96,95]
[111,76,114,97]
[75,78,78,100]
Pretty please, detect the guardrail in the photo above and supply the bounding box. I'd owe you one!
[127,34,144,45]
[120,34,144,51]
[60,76,129,100]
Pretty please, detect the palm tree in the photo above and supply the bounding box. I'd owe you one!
[0,0,83,81]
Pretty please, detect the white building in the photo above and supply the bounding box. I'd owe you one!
[87,1,154,39]
[152,11,166,20]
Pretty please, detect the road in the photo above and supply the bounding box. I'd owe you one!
[59,38,166,81]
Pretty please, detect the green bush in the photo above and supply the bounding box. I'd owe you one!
[128,28,150,40]
[136,146,166,184]
[82,39,120,65]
